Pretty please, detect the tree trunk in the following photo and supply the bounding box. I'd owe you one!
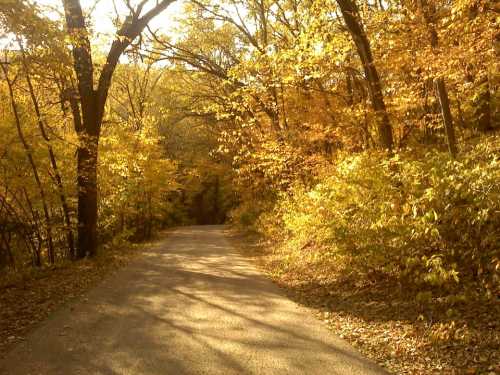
[346,69,354,106]
[417,0,461,154]
[336,0,393,150]
[434,77,458,158]
[76,132,99,258]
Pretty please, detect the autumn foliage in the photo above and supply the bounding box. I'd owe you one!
[0,0,498,296]
[0,0,499,372]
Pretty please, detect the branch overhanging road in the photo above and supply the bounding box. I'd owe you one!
[0,225,389,375]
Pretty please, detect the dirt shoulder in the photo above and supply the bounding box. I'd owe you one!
[230,231,500,375]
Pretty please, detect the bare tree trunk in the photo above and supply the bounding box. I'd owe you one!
[76,134,99,257]
[336,0,393,150]
[434,77,458,158]
[64,85,96,258]
[1,64,55,264]
[418,0,459,155]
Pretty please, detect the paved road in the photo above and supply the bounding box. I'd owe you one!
[0,226,388,375]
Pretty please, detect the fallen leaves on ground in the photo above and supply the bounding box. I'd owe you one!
[232,232,500,375]
[0,242,147,358]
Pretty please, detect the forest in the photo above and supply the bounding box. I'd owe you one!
[0,0,498,373]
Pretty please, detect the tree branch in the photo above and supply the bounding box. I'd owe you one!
[96,0,176,124]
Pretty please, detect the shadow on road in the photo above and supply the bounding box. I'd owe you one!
[0,225,388,375]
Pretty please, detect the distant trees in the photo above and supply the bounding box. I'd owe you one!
[144,0,498,299]
[150,0,495,177]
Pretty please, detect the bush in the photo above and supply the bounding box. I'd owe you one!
[255,136,500,298]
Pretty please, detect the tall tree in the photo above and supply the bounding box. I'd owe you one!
[61,0,175,258]
[336,0,393,150]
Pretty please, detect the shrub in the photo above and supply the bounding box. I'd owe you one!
[255,136,500,297]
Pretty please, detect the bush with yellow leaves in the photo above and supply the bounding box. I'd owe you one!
[254,136,500,298]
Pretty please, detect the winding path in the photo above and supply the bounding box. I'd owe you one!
[0,225,388,375]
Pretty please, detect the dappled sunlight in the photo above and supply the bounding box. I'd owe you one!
[0,226,386,374]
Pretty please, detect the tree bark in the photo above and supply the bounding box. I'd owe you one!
[336,0,393,150]
[76,136,98,257]
[474,73,492,131]
[417,0,459,155]
[434,77,458,158]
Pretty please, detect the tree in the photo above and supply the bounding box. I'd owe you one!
[336,0,393,150]
[415,0,458,156]
[61,0,176,258]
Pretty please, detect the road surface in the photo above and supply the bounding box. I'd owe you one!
[0,225,388,375]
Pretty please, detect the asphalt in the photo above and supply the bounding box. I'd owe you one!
[0,225,389,375]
